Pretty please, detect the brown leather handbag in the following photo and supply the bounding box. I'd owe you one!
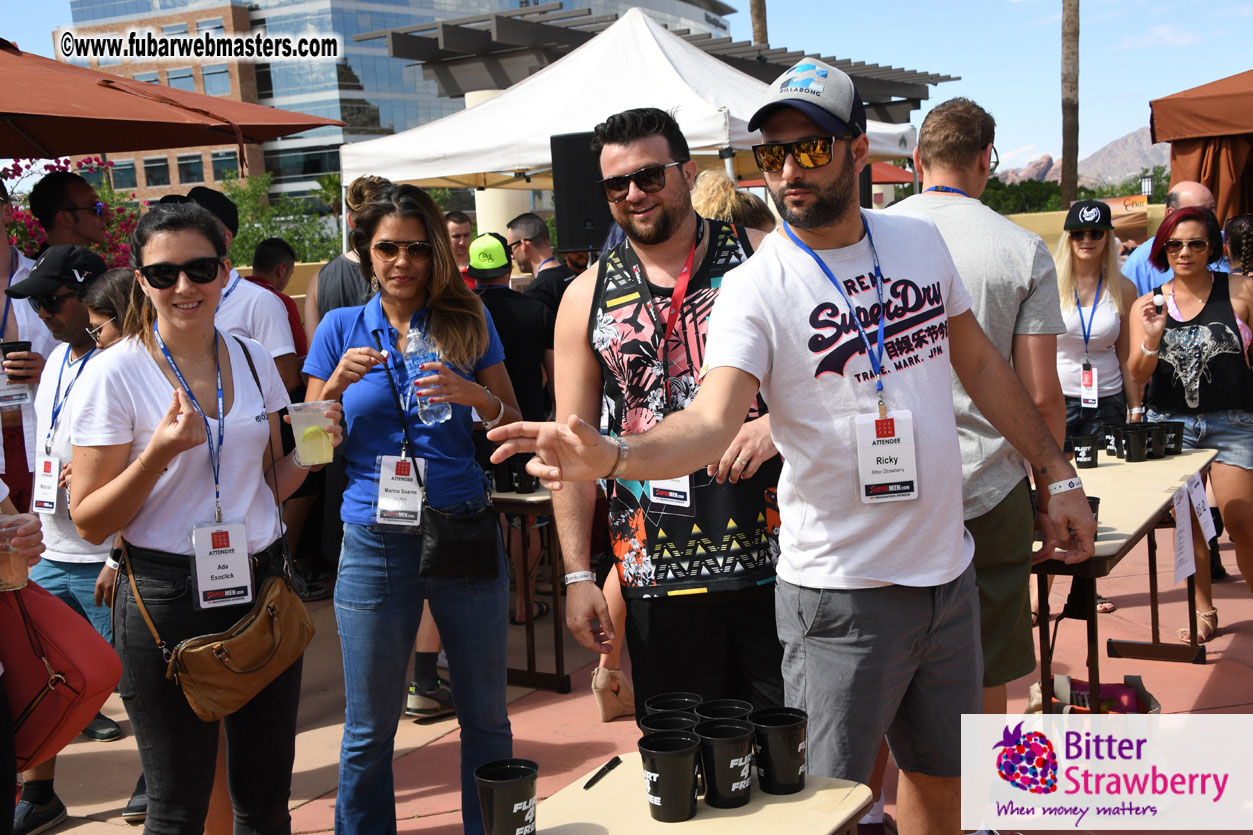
[124,338,315,722]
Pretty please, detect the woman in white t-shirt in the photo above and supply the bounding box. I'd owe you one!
[68,202,339,835]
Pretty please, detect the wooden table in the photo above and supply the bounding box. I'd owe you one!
[539,752,873,834]
[1033,448,1216,713]
[491,487,570,694]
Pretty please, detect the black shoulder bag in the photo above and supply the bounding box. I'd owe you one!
[370,331,499,578]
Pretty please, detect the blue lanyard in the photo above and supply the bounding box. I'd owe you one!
[216,271,241,310]
[783,216,889,416]
[44,346,95,455]
[153,323,225,522]
[2,247,17,342]
[925,185,970,197]
[1075,274,1104,359]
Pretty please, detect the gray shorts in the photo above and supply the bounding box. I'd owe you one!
[776,563,981,782]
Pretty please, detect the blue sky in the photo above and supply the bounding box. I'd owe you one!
[6,0,1251,173]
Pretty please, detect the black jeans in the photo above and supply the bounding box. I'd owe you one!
[116,549,302,835]
[624,581,785,720]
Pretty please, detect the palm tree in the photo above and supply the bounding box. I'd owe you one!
[1061,0,1079,205]
[750,0,767,46]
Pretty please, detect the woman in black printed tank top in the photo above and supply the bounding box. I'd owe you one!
[1129,207,1253,644]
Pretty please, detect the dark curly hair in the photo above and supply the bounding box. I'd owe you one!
[1148,206,1223,272]
[591,108,690,168]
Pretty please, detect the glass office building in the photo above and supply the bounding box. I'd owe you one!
[68,0,734,200]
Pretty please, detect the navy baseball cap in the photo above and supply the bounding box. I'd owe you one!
[749,58,867,137]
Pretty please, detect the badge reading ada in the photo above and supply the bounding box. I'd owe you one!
[190,522,252,609]
[853,410,919,503]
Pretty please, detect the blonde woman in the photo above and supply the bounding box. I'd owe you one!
[690,168,776,233]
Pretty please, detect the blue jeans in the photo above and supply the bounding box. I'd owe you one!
[28,559,113,642]
[334,499,511,835]
[1146,408,1253,470]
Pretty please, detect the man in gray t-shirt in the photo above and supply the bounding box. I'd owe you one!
[888,97,1066,714]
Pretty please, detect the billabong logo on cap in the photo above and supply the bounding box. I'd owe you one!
[1079,206,1100,223]
[788,63,829,78]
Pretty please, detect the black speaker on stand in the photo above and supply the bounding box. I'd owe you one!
[551,132,612,253]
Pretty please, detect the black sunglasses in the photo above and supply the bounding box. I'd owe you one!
[138,257,223,289]
[752,135,855,173]
[507,238,530,251]
[1164,239,1209,254]
[27,290,81,315]
[1070,229,1106,241]
[599,162,685,203]
[371,240,433,262]
[63,202,105,217]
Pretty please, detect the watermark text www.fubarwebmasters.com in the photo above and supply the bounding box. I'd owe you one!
[57,29,340,63]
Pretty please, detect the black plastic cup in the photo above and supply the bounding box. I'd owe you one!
[1163,421,1185,455]
[1088,496,1100,525]
[0,340,32,382]
[493,460,515,492]
[474,758,538,835]
[1102,424,1120,456]
[1073,434,1099,469]
[1147,424,1168,459]
[1116,425,1130,459]
[694,719,754,808]
[693,698,753,721]
[749,707,807,795]
[645,692,703,716]
[640,711,700,733]
[1124,427,1149,462]
[638,731,700,823]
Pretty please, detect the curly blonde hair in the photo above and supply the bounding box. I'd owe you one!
[691,169,775,231]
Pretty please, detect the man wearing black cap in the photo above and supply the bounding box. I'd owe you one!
[488,60,1096,834]
[8,246,123,835]
[887,98,1067,718]
[0,181,58,514]
[182,187,300,388]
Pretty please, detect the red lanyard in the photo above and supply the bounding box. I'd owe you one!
[662,232,700,347]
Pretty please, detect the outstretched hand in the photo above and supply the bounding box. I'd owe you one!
[488,414,616,490]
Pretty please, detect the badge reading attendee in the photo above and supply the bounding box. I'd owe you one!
[190,522,252,609]
[1080,360,1098,408]
[0,379,33,408]
[32,455,60,514]
[376,454,425,527]
[853,411,919,503]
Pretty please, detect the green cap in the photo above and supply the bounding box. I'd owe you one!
[467,232,511,280]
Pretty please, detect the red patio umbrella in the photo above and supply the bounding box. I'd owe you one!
[0,37,342,167]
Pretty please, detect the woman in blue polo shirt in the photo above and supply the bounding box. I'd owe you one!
[303,183,521,835]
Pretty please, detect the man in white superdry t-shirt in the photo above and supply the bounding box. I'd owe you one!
[489,58,1096,835]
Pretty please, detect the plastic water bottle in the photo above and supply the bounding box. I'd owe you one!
[404,328,450,425]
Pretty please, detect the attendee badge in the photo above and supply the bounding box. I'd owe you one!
[853,410,918,503]
[32,455,60,514]
[648,475,692,509]
[190,522,253,609]
[1080,360,1098,408]
[0,379,32,408]
[376,454,425,527]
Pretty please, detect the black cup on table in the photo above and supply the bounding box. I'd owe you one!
[749,706,807,795]
[638,730,700,823]
[693,698,753,722]
[1147,424,1168,459]
[1163,421,1186,455]
[644,691,702,716]
[474,758,538,835]
[1088,496,1100,525]
[640,710,700,733]
[0,341,32,382]
[492,460,515,493]
[1124,426,1149,462]
[1102,424,1120,456]
[1072,434,1099,469]
[694,718,755,808]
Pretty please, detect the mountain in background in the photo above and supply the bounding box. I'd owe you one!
[996,127,1170,187]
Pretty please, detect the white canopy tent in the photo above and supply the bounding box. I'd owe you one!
[340,7,916,190]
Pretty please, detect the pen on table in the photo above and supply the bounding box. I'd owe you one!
[583,755,622,789]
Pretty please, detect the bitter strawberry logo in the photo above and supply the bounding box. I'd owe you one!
[211,530,231,550]
[875,418,895,439]
[395,460,411,477]
[994,721,1058,794]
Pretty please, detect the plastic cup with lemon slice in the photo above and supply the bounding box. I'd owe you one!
[288,400,336,466]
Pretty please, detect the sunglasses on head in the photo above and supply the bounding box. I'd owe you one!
[1070,229,1106,241]
[1164,239,1208,254]
[138,257,223,289]
[599,162,685,203]
[752,135,855,173]
[371,240,433,262]
[27,290,81,315]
